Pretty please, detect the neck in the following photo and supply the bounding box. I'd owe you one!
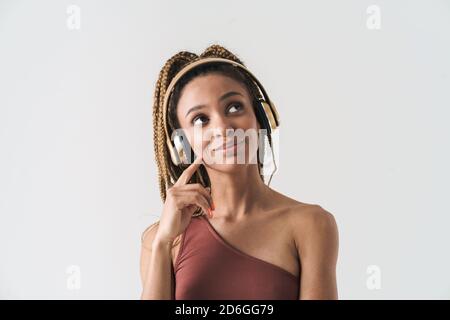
[205,163,270,222]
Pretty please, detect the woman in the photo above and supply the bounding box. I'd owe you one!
[140,44,339,300]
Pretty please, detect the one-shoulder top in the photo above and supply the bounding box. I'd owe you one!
[174,215,299,300]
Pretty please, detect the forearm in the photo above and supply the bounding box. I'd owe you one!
[141,238,174,300]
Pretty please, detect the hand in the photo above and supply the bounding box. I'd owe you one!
[154,155,213,245]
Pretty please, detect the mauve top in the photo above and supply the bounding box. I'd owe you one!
[174,215,299,300]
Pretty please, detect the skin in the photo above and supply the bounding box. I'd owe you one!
[141,73,339,299]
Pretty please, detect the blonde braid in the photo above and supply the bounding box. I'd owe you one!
[199,44,245,64]
[153,51,199,202]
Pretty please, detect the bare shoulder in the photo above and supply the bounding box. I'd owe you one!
[288,203,337,230]
[266,188,338,246]
[285,202,339,257]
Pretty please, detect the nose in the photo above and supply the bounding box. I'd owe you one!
[210,112,236,136]
[207,113,237,148]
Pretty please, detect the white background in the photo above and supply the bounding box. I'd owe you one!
[1,0,449,299]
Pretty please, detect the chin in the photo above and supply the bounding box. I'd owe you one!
[205,161,251,174]
[204,154,258,174]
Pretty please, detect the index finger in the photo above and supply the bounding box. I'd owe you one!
[174,154,204,186]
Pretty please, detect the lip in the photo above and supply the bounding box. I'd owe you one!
[213,139,245,151]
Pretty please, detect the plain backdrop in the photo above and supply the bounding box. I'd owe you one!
[1,0,449,299]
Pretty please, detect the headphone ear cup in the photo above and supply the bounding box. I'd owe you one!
[269,100,280,127]
[260,100,278,131]
[173,133,187,165]
[167,136,181,166]
[168,130,195,166]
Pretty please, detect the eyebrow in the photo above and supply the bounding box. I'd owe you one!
[185,91,244,118]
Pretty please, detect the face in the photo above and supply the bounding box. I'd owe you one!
[175,73,261,172]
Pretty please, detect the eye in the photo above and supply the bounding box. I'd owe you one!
[191,114,208,126]
[190,102,244,126]
[227,102,243,113]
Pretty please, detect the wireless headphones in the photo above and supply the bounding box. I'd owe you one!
[162,57,280,166]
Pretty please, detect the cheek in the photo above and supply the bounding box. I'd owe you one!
[186,131,210,155]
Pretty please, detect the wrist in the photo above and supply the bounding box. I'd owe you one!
[152,235,174,250]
